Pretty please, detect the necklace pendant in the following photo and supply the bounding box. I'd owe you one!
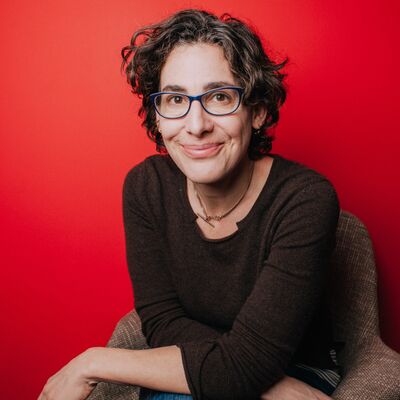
[197,213,215,228]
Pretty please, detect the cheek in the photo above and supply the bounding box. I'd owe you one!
[226,119,252,145]
[159,121,183,141]
[225,109,252,136]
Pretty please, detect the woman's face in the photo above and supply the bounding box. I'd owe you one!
[157,43,265,184]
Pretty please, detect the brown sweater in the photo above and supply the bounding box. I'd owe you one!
[122,153,340,400]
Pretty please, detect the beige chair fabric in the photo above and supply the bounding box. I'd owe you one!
[87,310,148,400]
[329,211,400,399]
[87,210,400,400]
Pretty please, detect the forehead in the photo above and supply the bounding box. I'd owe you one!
[159,43,238,92]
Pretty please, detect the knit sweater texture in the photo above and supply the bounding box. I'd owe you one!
[122,153,340,400]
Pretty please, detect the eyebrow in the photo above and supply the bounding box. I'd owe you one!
[160,81,236,93]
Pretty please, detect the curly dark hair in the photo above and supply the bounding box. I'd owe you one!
[121,9,288,159]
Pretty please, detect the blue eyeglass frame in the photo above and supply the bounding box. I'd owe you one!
[149,86,244,119]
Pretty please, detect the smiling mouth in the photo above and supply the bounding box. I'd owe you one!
[181,143,223,158]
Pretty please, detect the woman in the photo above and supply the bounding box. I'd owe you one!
[39,9,341,400]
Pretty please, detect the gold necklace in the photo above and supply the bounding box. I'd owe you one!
[193,161,255,228]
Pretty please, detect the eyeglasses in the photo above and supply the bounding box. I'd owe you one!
[149,86,244,119]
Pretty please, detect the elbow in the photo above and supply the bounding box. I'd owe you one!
[141,321,166,348]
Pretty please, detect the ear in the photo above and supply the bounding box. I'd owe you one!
[251,104,268,130]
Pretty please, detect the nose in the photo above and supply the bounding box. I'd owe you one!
[184,99,214,136]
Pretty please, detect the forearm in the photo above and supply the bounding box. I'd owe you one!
[86,346,190,394]
[138,306,224,347]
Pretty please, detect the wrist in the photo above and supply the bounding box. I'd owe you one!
[80,347,106,383]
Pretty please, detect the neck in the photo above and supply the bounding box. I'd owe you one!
[189,157,255,217]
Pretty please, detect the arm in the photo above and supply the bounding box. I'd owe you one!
[123,162,224,347]
[37,345,191,400]
[38,343,331,400]
[87,345,191,394]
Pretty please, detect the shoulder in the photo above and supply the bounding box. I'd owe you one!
[123,154,182,197]
[265,155,340,251]
[124,154,178,185]
[123,154,183,215]
[266,154,340,231]
[270,154,339,203]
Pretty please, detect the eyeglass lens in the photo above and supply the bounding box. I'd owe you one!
[154,88,241,118]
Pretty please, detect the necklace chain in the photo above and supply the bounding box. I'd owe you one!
[193,162,255,228]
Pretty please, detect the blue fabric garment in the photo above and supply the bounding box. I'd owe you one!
[140,389,192,400]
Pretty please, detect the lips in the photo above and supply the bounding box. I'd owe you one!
[181,143,223,158]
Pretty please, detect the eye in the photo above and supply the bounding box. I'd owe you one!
[211,91,232,102]
[166,95,184,104]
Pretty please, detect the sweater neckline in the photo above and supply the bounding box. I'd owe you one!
[176,154,282,242]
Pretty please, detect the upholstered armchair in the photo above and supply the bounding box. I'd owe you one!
[87,211,400,400]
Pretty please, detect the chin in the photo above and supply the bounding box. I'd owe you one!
[181,162,225,184]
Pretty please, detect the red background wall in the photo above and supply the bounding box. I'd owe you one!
[1,1,399,398]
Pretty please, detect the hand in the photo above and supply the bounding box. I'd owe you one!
[38,348,98,400]
[261,375,332,400]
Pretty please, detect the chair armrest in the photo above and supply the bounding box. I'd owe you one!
[87,309,149,400]
[105,309,150,351]
[332,336,400,400]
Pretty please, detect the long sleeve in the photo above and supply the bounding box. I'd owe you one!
[176,179,340,400]
[123,161,224,347]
